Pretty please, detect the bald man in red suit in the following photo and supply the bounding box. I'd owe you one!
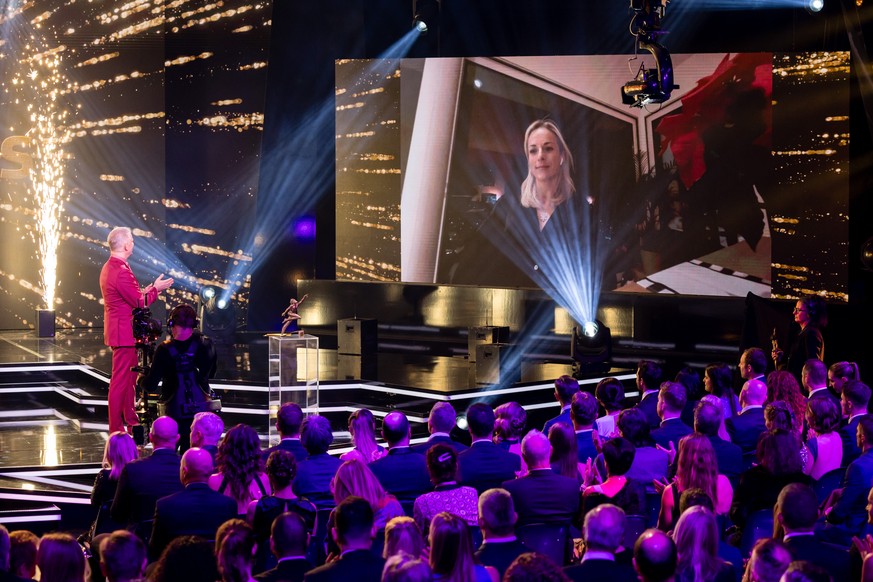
[100,227,173,434]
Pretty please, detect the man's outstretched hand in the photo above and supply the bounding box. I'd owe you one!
[153,274,174,292]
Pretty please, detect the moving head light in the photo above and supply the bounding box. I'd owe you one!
[622,0,677,108]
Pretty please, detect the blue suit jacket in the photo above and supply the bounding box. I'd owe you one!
[575,430,598,464]
[262,438,309,465]
[110,448,183,526]
[368,447,432,516]
[635,392,661,429]
[543,409,572,435]
[458,441,522,495]
[294,453,343,510]
[725,407,767,454]
[303,548,385,582]
[411,434,468,455]
[827,448,873,535]
[708,435,744,485]
[840,414,866,468]
[500,469,580,527]
[651,418,694,450]
[149,482,238,560]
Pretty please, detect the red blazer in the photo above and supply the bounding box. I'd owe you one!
[99,256,157,347]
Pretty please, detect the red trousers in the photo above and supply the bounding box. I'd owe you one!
[109,346,140,433]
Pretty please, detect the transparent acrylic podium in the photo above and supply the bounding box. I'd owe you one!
[267,333,319,446]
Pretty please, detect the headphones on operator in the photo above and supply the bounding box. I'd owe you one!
[167,303,199,330]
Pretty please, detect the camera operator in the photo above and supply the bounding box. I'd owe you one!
[100,227,174,435]
[137,304,218,452]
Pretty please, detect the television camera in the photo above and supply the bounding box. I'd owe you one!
[621,0,678,108]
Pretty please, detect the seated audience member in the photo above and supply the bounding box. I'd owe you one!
[694,400,743,487]
[804,397,843,480]
[208,423,272,516]
[636,361,665,430]
[413,444,479,537]
[704,363,740,428]
[840,379,871,467]
[766,371,808,439]
[248,449,317,573]
[544,375,581,434]
[595,377,626,438]
[774,483,850,581]
[368,411,432,517]
[651,382,693,452]
[613,407,668,495]
[657,433,732,532]
[190,411,224,464]
[564,504,637,582]
[293,414,343,511]
[569,391,599,464]
[726,378,768,455]
[678,489,743,579]
[675,367,704,428]
[501,429,580,528]
[262,403,307,465]
[549,422,583,484]
[383,517,425,561]
[803,358,839,408]
[743,538,793,582]
[90,431,138,539]
[828,361,860,397]
[700,394,732,443]
[304,496,385,581]
[254,512,311,582]
[633,528,677,582]
[765,401,812,474]
[779,561,833,582]
[731,430,813,530]
[215,519,257,582]
[457,403,521,495]
[672,506,735,582]
[503,552,570,582]
[99,531,146,582]
[381,552,432,582]
[37,533,87,582]
[9,529,38,581]
[110,416,183,529]
[150,447,238,561]
[428,512,497,582]
[149,535,219,582]
[474,488,531,580]
[0,525,32,582]
[494,401,528,475]
[412,401,467,455]
[340,408,386,464]
[582,437,646,519]
[824,415,873,543]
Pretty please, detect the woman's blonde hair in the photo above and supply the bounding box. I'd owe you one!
[348,408,381,462]
[332,459,387,508]
[676,433,718,508]
[429,512,477,582]
[520,119,576,209]
[102,431,138,481]
[37,533,87,582]
[383,516,424,559]
[673,506,723,582]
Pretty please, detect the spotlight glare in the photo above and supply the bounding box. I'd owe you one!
[199,285,217,301]
[582,320,599,338]
[217,298,228,310]
[808,0,824,11]
[414,19,428,33]
[456,414,468,431]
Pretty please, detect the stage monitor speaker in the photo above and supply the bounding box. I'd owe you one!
[475,343,519,385]
[336,354,378,381]
[337,318,378,355]
[36,309,56,338]
[468,326,510,362]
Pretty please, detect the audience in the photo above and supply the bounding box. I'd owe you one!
[412,402,467,455]
[633,528,677,582]
[9,529,38,581]
[543,375,580,434]
[840,379,871,467]
[564,504,637,582]
[428,512,496,582]
[503,552,570,582]
[37,533,87,582]
[457,403,520,495]
[742,538,792,582]
[635,360,664,430]
[764,400,812,473]
[568,391,599,464]
[215,519,258,582]
[678,489,743,579]
[694,400,743,487]
[149,535,219,582]
[614,407,668,495]
[368,411,432,517]
[672,506,734,582]
[548,422,582,483]
[726,377,768,455]
[382,552,433,582]
[803,359,839,408]
[254,512,311,582]
[304,496,385,581]
[0,525,32,582]
[675,367,704,428]
[594,377,626,438]
[191,411,225,464]
[474,488,530,580]
[383,517,425,561]
[208,423,272,516]
[828,361,860,396]
[779,561,833,582]
[89,432,138,539]
[739,348,769,383]
[804,396,842,480]
[704,363,740,425]
[651,381,693,452]
[413,444,478,537]
[582,437,646,519]
[340,408,386,464]
[824,415,873,544]
[493,401,527,459]
[294,415,343,511]
[262,403,308,465]
[98,531,146,582]
[766,371,808,439]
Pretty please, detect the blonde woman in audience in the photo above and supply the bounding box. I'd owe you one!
[429,512,497,582]
[384,516,426,560]
[673,505,735,582]
[493,401,527,476]
[383,551,434,582]
[89,431,138,538]
[332,459,404,530]
[37,533,88,582]
[341,408,386,463]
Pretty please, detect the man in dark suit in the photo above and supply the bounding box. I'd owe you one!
[825,415,873,543]
[651,382,693,451]
[98,530,147,582]
[190,411,223,465]
[501,430,579,528]
[148,447,238,561]
[368,411,432,516]
[804,358,840,407]
[840,379,871,467]
[543,375,580,434]
[411,401,468,455]
[294,415,343,511]
[725,378,767,454]
[474,488,532,579]
[776,483,850,581]
[563,504,638,582]
[255,512,311,582]
[99,226,173,435]
[110,416,184,528]
[739,347,768,383]
[262,402,309,464]
[694,400,743,486]
[458,403,521,495]
[569,392,598,464]
[303,496,384,582]
[634,360,663,430]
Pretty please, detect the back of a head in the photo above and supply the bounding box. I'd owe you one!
[382,552,433,582]
[602,437,636,477]
[678,487,714,514]
[9,530,38,579]
[583,504,626,553]
[802,359,827,387]
[503,552,571,582]
[570,391,598,427]
[100,530,146,582]
[265,449,297,492]
[806,397,840,435]
[694,400,722,437]
[521,429,552,467]
[382,411,410,446]
[659,381,687,414]
[335,495,375,546]
[277,402,304,436]
[634,529,677,582]
[638,360,663,391]
[151,416,180,448]
[332,459,385,507]
[672,506,719,572]
[800,295,827,328]
[758,430,803,475]
[780,561,833,582]
[744,378,768,406]
[384,517,424,560]
[765,400,797,433]
[494,401,527,441]
[152,536,219,582]
[554,375,580,405]
[192,412,224,445]
[37,532,86,582]
[744,348,768,375]
[595,377,625,412]
[618,407,650,446]
[844,379,872,409]
[426,443,458,485]
[0,525,9,571]
[182,447,215,483]
[675,367,703,401]
[777,483,819,532]
[429,401,457,434]
[478,488,517,537]
[465,402,495,439]
[271,511,308,558]
[705,362,734,398]
[104,431,138,480]
[748,538,792,582]
[429,512,473,579]
[216,519,256,581]
[300,414,333,455]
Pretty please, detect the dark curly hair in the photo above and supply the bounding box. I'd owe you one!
[150,536,219,582]
[216,424,263,505]
[425,443,458,485]
[265,449,297,491]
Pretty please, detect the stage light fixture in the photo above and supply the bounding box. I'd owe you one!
[413,0,439,34]
[570,320,612,377]
[199,285,217,302]
[861,237,873,271]
[807,0,824,12]
[622,0,678,108]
